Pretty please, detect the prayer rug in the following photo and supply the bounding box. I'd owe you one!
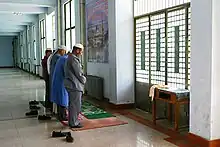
[40,100,114,119]
[61,114,127,131]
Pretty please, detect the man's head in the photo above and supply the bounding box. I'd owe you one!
[45,49,52,57]
[72,44,84,56]
[57,45,67,56]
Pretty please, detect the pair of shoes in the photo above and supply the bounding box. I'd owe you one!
[66,132,74,143]
[69,123,83,129]
[25,110,38,116]
[38,115,51,120]
[59,118,68,121]
[51,131,70,137]
[29,100,39,105]
[30,105,41,110]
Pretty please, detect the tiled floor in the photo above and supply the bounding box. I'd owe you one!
[0,68,177,147]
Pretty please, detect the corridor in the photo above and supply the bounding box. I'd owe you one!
[0,69,177,147]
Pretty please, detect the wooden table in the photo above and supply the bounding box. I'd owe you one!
[152,87,189,131]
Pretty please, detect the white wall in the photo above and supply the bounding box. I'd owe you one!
[87,0,134,104]
[0,36,14,67]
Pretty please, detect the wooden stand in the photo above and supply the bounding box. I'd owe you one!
[152,88,189,131]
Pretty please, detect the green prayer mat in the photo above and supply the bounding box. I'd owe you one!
[39,100,114,119]
[81,101,114,119]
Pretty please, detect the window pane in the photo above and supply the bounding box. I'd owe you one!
[43,20,46,37]
[21,45,23,58]
[53,39,56,50]
[71,29,75,47]
[28,43,31,58]
[52,15,56,39]
[41,38,46,58]
[65,30,71,51]
[33,26,36,40]
[65,2,70,29]
[40,20,44,38]
[71,0,75,27]
[33,41,37,59]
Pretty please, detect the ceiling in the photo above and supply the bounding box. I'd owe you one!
[0,0,56,36]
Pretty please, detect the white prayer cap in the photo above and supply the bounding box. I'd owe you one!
[74,43,84,50]
[57,45,67,50]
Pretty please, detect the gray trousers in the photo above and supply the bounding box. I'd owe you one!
[66,89,82,126]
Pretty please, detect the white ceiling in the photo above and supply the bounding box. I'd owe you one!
[0,0,56,36]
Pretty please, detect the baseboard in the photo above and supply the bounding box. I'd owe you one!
[188,133,220,147]
[108,102,135,109]
[0,66,14,68]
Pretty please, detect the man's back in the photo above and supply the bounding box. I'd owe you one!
[64,55,86,92]
[50,53,60,77]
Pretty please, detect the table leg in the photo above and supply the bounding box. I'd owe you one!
[152,99,156,125]
[174,103,180,131]
[167,103,172,122]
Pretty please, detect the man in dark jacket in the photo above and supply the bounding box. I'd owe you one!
[64,44,86,128]
[41,49,52,109]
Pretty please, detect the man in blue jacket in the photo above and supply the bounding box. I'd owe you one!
[64,44,86,128]
[49,45,67,113]
[51,55,68,121]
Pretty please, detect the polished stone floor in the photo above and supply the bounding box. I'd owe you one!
[0,69,177,147]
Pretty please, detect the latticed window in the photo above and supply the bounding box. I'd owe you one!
[135,2,191,89]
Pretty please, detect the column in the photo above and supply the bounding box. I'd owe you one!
[55,0,62,46]
[109,0,135,104]
[190,0,220,141]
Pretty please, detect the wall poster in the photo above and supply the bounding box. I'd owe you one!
[86,0,109,63]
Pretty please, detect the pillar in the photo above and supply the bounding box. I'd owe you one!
[109,0,134,104]
[190,0,220,141]
[55,0,62,47]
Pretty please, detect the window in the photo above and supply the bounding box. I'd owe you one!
[64,0,76,51]
[52,15,56,50]
[40,19,46,58]
[27,27,31,59]
[33,26,37,60]
[135,4,191,89]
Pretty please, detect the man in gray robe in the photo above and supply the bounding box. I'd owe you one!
[64,43,86,128]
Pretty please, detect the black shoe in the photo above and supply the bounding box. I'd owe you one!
[66,132,74,143]
[58,117,68,121]
[30,105,41,110]
[25,110,38,116]
[69,123,83,128]
[38,115,51,120]
[52,131,70,138]
[29,100,39,105]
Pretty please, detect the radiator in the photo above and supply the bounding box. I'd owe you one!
[85,75,104,100]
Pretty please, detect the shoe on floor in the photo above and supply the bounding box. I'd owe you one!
[66,132,74,143]
[30,105,41,110]
[58,117,68,122]
[25,110,38,116]
[69,123,83,129]
[52,131,70,138]
[29,100,39,105]
[38,115,51,120]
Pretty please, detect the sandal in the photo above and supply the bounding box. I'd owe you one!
[30,105,41,110]
[38,115,51,120]
[51,131,70,138]
[29,100,39,105]
[66,132,74,143]
[25,110,38,116]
